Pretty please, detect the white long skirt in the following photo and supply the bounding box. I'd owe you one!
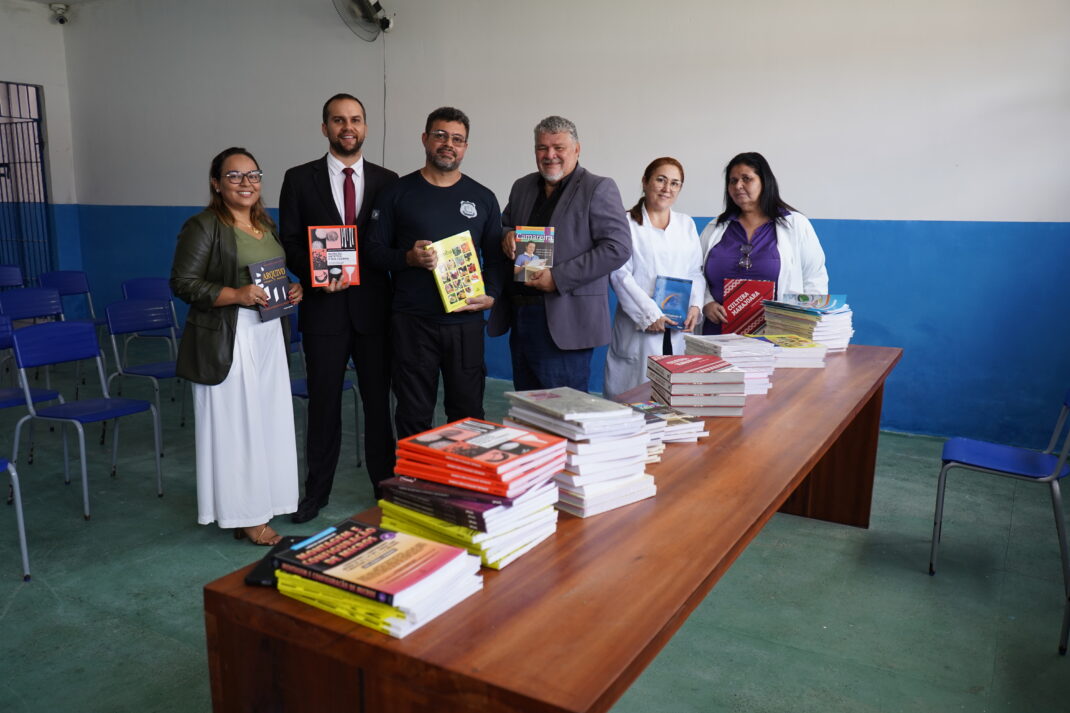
[193,308,298,528]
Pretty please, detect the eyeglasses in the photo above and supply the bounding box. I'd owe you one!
[223,170,263,184]
[738,243,753,270]
[428,130,467,147]
[651,175,682,191]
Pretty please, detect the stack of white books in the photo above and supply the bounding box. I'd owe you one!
[503,387,657,518]
[762,293,854,351]
[746,334,829,367]
[627,401,708,444]
[683,333,775,395]
[621,402,668,461]
[646,355,747,417]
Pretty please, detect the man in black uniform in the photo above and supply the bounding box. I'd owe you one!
[279,93,398,521]
[365,107,507,438]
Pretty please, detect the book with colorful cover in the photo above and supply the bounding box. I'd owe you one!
[307,225,359,288]
[747,334,826,350]
[247,256,294,322]
[722,278,774,334]
[380,475,517,507]
[504,387,635,422]
[272,519,475,608]
[769,293,850,314]
[653,276,692,328]
[512,226,554,281]
[647,355,739,383]
[430,230,485,312]
[397,419,566,477]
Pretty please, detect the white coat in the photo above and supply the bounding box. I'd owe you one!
[699,210,828,304]
[604,206,705,399]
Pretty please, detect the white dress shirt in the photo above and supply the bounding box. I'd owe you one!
[325,153,365,223]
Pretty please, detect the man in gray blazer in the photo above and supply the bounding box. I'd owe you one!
[488,116,630,391]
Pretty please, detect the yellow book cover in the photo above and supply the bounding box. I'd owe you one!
[429,230,484,313]
[275,570,407,637]
[747,334,824,349]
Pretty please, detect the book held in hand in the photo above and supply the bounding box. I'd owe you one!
[653,276,692,329]
[513,226,554,281]
[722,278,774,334]
[430,230,485,312]
[308,225,359,288]
[247,256,294,321]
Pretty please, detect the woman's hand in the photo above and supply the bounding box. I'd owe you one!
[683,306,701,332]
[237,284,269,307]
[645,316,676,333]
[703,300,727,324]
[288,282,303,304]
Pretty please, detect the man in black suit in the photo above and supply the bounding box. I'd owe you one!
[279,93,399,523]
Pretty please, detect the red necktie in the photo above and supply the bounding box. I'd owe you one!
[342,167,356,225]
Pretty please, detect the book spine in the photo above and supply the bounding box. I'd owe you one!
[385,492,487,531]
[275,560,394,605]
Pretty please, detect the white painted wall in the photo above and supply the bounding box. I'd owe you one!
[12,0,1069,221]
[0,0,77,203]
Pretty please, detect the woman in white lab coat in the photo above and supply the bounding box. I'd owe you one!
[603,157,704,399]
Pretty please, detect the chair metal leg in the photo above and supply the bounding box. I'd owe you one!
[74,423,90,520]
[8,465,30,581]
[1050,481,1069,654]
[150,378,163,457]
[150,405,163,497]
[929,462,953,575]
[111,419,121,476]
[62,423,71,485]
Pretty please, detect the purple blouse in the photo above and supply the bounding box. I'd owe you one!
[701,216,781,335]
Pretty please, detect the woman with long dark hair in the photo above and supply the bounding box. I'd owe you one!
[171,147,303,545]
[700,152,827,334]
[604,157,704,398]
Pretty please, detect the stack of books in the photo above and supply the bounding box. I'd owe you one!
[762,293,854,351]
[273,519,482,638]
[683,333,776,395]
[746,334,829,368]
[647,355,747,417]
[503,387,656,518]
[627,401,709,444]
[381,419,567,569]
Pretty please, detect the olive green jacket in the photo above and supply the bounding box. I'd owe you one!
[170,210,290,385]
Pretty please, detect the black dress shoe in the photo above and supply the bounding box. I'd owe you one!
[291,505,320,524]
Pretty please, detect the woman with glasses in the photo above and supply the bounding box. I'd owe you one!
[171,147,303,546]
[699,152,828,334]
[603,157,704,398]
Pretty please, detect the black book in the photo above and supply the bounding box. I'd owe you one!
[247,256,295,321]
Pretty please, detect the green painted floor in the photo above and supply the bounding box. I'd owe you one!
[1,360,1067,712]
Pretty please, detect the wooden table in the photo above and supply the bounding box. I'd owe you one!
[205,344,901,713]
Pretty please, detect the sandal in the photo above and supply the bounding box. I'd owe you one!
[233,524,282,546]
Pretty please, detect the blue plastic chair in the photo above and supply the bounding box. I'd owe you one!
[106,299,185,439]
[38,271,105,325]
[0,265,24,289]
[0,315,62,465]
[120,278,181,358]
[10,321,163,520]
[0,287,67,391]
[929,389,1070,655]
[2,458,29,581]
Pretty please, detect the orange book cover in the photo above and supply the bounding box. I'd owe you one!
[308,225,359,288]
[397,418,565,476]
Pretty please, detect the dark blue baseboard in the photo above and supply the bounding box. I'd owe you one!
[68,204,1069,449]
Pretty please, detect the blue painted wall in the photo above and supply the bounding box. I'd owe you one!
[68,204,1070,449]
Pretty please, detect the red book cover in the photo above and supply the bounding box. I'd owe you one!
[397,419,566,476]
[308,225,359,288]
[722,279,773,334]
[647,355,736,383]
